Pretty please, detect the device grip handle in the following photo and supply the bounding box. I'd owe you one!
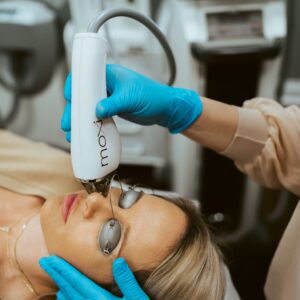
[71,33,121,181]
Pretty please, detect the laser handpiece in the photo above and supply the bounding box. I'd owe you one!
[71,9,176,196]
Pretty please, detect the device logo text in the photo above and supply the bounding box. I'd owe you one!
[94,120,108,167]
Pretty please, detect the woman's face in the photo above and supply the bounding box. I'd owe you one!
[40,188,187,284]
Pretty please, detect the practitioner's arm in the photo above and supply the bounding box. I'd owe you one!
[182,97,239,152]
[62,65,300,193]
[61,65,202,141]
[183,95,300,196]
[62,65,239,153]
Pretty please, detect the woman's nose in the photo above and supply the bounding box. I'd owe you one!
[83,192,111,219]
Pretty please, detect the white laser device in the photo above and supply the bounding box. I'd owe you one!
[71,33,121,195]
[71,9,176,195]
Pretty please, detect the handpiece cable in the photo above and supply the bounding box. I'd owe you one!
[87,8,176,86]
[99,0,120,64]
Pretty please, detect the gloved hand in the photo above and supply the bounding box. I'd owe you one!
[61,64,202,141]
[39,256,149,300]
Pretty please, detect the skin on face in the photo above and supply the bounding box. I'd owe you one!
[40,188,187,284]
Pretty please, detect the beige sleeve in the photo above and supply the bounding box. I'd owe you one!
[0,130,82,199]
[221,98,300,197]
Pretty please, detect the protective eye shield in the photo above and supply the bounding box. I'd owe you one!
[98,184,144,256]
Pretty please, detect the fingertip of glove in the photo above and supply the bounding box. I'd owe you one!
[61,102,71,132]
[39,257,47,267]
[61,117,68,132]
[39,257,52,272]
[56,291,63,300]
[96,102,109,118]
[41,256,68,273]
[113,257,128,273]
[66,132,71,143]
[64,74,72,101]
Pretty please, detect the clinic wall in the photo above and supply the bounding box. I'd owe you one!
[280,0,300,106]
[286,0,300,78]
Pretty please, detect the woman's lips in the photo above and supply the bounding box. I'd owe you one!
[62,193,80,223]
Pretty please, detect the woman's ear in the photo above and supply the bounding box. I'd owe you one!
[83,193,101,219]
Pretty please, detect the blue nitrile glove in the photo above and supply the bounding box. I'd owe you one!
[61,64,202,141]
[61,73,72,142]
[39,256,149,300]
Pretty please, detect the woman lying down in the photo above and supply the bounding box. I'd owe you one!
[0,130,225,300]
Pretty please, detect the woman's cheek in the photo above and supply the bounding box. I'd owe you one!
[40,194,115,285]
[66,228,113,283]
[56,236,114,285]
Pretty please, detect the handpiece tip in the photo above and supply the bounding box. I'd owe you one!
[80,173,115,196]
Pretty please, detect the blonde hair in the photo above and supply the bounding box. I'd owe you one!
[134,196,226,300]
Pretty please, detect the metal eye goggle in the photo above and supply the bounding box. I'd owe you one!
[98,177,144,256]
